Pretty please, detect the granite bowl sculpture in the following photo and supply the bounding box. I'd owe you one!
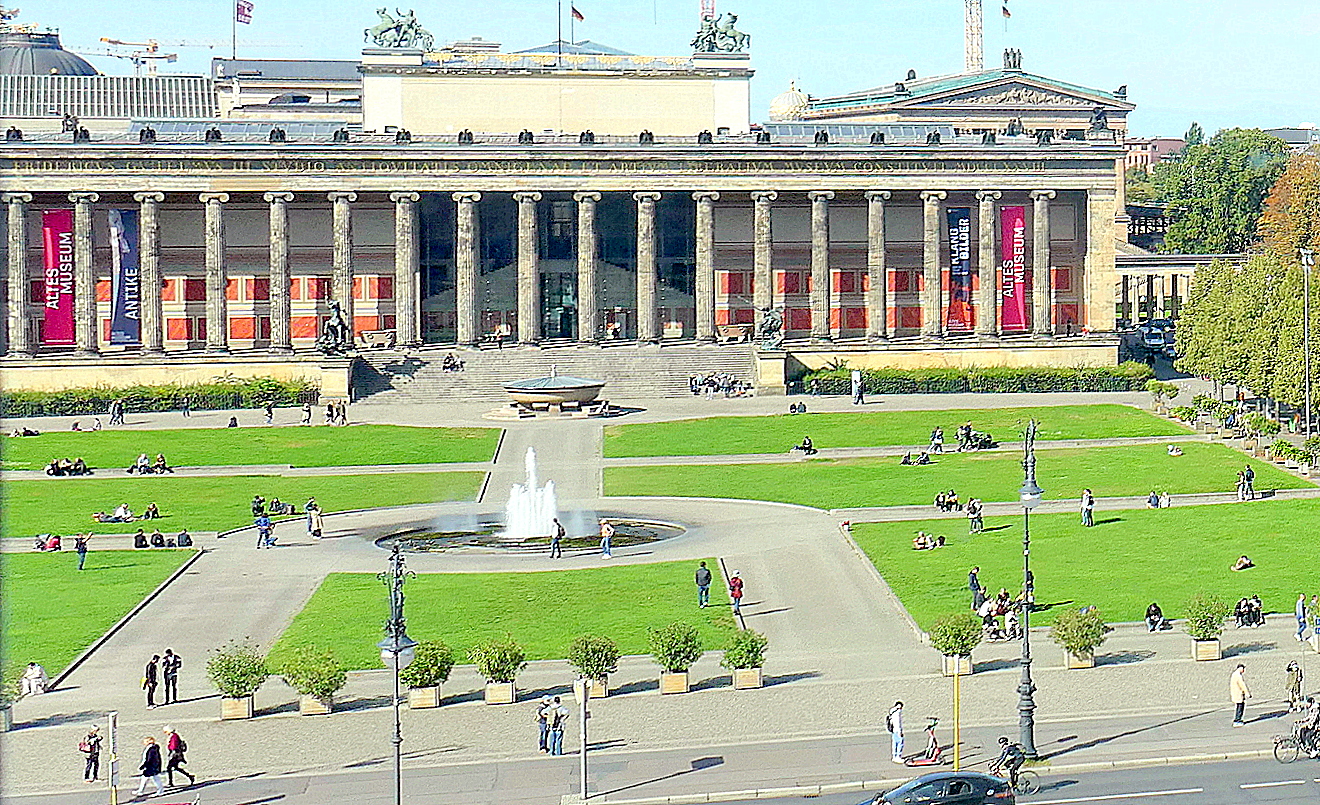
[502,374,605,405]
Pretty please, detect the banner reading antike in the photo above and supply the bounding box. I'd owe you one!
[109,209,141,345]
[40,209,75,345]
[999,205,1028,332]
[945,207,973,332]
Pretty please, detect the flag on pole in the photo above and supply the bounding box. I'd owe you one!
[236,0,253,24]
[1002,2,1010,18]
[571,6,584,21]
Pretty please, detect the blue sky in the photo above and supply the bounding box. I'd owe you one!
[33,0,1320,137]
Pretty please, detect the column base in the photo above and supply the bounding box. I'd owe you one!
[866,334,889,345]
[268,346,294,356]
[518,340,541,348]
[74,349,100,358]
[1032,331,1056,340]
[206,346,231,355]
[975,331,999,341]
[143,347,166,356]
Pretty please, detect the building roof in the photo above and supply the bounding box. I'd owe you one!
[0,73,214,120]
[0,29,98,76]
[212,58,362,82]
[809,68,1130,115]
[513,39,634,56]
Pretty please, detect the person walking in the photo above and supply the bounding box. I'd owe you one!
[886,701,905,763]
[1080,489,1095,527]
[729,570,744,615]
[695,561,713,608]
[1230,663,1251,726]
[161,649,181,705]
[1243,464,1255,500]
[929,427,944,454]
[300,402,312,425]
[263,402,274,425]
[1297,593,1310,642]
[163,726,195,788]
[143,654,160,709]
[179,395,190,418]
[74,533,90,570]
[966,498,983,534]
[534,695,553,753]
[599,519,614,559]
[79,724,102,783]
[851,369,864,405]
[548,696,569,756]
[255,513,274,549]
[1286,661,1304,711]
[307,504,324,540]
[549,518,564,559]
[133,736,164,798]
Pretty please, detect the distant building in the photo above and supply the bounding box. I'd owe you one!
[1124,137,1185,171]
[213,59,362,123]
[1263,126,1319,152]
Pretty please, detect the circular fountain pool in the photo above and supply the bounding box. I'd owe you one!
[375,512,686,553]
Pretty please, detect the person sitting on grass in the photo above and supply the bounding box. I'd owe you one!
[151,454,173,474]
[176,529,193,548]
[143,503,160,520]
[900,452,914,466]
[912,532,934,550]
[790,436,817,455]
[112,503,133,522]
[915,452,932,465]
[1147,490,1160,509]
[127,453,151,475]
[1167,444,1183,457]
[71,457,89,475]
[251,496,266,518]
[934,492,948,512]
[946,489,961,511]
[149,529,166,548]
[42,534,61,551]
[133,529,149,549]
[1231,555,1255,572]
[1145,602,1170,632]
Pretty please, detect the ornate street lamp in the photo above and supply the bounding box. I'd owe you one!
[378,544,418,805]
[1017,420,1043,758]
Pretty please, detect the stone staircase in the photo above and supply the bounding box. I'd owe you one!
[351,342,759,403]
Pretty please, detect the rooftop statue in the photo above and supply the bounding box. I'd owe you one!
[365,7,435,51]
[691,13,749,54]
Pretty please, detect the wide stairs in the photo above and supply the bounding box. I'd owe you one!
[351,342,759,402]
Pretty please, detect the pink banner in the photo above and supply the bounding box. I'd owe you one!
[999,205,1028,332]
[41,209,75,345]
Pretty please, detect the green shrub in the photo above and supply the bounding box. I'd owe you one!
[566,634,620,680]
[928,611,984,657]
[1270,438,1294,457]
[1170,405,1198,422]
[1145,380,1181,403]
[799,363,1154,396]
[468,635,527,684]
[1049,608,1110,656]
[648,622,704,673]
[720,629,769,670]
[398,640,455,689]
[206,641,269,698]
[0,377,319,418]
[279,645,347,700]
[1184,593,1230,641]
[1245,413,1281,438]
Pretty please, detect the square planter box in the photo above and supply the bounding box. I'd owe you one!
[484,682,516,705]
[1,706,11,733]
[1064,650,1095,669]
[408,686,442,709]
[571,677,609,701]
[733,668,764,689]
[299,695,333,715]
[659,671,690,694]
[220,695,254,720]
[941,655,972,677]
[1192,639,1222,662]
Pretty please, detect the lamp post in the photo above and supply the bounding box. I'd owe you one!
[1301,248,1314,438]
[1017,420,1043,759]
[377,544,418,805]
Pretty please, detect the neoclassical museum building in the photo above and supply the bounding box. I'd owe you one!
[0,10,1133,396]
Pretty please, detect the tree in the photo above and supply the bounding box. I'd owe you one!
[1184,122,1204,147]
[1125,166,1157,205]
[1160,128,1289,254]
[1258,153,1320,261]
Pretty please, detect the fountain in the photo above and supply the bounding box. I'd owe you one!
[502,447,558,539]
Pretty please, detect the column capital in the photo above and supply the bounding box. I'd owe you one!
[1030,189,1057,202]
[975,190,1003,203]
[69,191,100,204]
[2,192,33,204]
[573,191,601,204]
[389,191,421,204]
[199,192,229,204]
[633,191,662,204]
[864,190,892,203]
[133,191,165,204]
[692,190,720,203]
[808,190,836,202]
[264,191,295,203]
[512,191,542,204]
[328,191,358,203]
[453,191,482,204]
[920,190,948,204]
[750,190,777,203]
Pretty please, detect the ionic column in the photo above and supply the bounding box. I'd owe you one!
[4,193,32,356]
[390,191,421,348]
[693,191,720,341]
[328,191,357,328]
[574,191,602,343]
[808,191,835,341]
[133,192,166,354]
[975,190,1002,337]
[865,190,891,341]
[69,192,100,356]
[1031,189,1056,336]
[199,192,229,353]
[264,192,295,354]
[751,191,776,333]
[453,192,481,346]
[513,191,542,345]
[920,190,947,338]
[634,192,662,343]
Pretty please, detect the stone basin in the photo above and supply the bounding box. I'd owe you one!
[502,373,605,405]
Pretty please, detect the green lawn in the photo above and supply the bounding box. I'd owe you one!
[1,550,194,677]
[1,472,485,538]
[269,560,736,670]
[851,499,1320,629]
[603,404,1187,457]
[1,424,500,471]
[604,442,1310,509]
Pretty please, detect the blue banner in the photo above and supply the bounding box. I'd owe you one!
[109,209,141,345]
[945,207,973,332]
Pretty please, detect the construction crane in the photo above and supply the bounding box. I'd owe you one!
[93,38,178,76]
[964,0,983,73]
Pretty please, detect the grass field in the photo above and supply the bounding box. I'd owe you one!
[1,550,194,677]
[2,472,485,538]
[603,404,1186,457]
[604,442,1310,509]
[851,499,1320,630]
[268,560,736,669]
[1,425,500,471]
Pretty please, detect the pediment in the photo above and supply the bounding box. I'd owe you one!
[901,79,1122,110]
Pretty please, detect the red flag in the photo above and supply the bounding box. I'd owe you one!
[1002,3,1011,17]
[571,6,584,21]
[236,0,253,24]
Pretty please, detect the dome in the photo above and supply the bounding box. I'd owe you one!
[768,81,809,122]
[0,30,99,76]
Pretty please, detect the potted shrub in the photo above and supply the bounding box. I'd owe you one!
[1184,593,1230,661]
[567,634,619,700]
[1145,380,1180,413]
[1270,438,1292,464]
[721,629,769,689]
[279,645,347,715]
[1049,608,1110,669]
[399,640,454,709]
[929,612,983,676]
[206,641,268,720]
[469,636,526,704]
[649,622,703,694]
[1170,405,1197,424]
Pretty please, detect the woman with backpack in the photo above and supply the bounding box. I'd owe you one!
[163,726,195,788]
[78,724,102,782]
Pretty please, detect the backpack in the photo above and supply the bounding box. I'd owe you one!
[176,737,187,753]
[884,712,893,733]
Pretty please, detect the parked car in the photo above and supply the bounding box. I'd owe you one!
[860,771,1015,804]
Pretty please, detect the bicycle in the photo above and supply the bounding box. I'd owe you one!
[989,762,1040,796]
[1273,721,1316,764]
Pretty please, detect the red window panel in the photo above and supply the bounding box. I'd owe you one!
[309,278,331,300]
[381,314,396,330]
[229,316,256,339]
[892,271,910,293]
[1053,268,1073,291]
[160,278,177,302]
[715,308,732,326]
[252,278,270,301]
[196,317,206,341]
[829,308,841,329]
[166,317,191,341]
[834,272,857,294]
[101,318,111,341]
[242,278,255,300]
[900,306,922,329]
[258,316,272,339]
[290,277,303,301]
[225,278,239,301]
[29,279,43,303]
[95,280,111,302]
[290,315,319,338]
[377,276,394,300]
[1057,303,1081,329]
[786,307,812,331]
[845,307,867,330]
[781,272,802,294]
[352,276,364,300]
[353,315,379,333]
[733,307,755,324]
[184,279,206,301]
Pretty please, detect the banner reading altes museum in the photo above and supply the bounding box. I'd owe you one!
[1000,205,1028,332]
[40,209,74,346]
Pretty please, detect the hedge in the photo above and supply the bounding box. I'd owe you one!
[799,362,1154,395]
[1,377,320,418]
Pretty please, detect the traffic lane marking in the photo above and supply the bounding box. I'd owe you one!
[1240,779,1307,789]
[1035,788,1203,804]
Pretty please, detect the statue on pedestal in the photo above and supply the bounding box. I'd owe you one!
[756,305,785,349]
[364,8,434,50]
[316,301,354,355]
[691,13,749,53]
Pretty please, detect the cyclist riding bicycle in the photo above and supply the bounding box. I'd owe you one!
[989,736,1026,788]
